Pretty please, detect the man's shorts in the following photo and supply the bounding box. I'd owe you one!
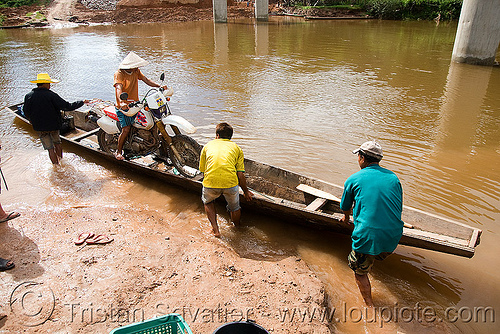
[348,250,392,275]
[202,185,240,212]
[116,108,136,128]
[39,131,61,150]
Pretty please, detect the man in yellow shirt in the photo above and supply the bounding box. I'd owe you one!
[199,123,253,237]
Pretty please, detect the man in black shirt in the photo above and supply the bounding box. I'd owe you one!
[23,73,88,165]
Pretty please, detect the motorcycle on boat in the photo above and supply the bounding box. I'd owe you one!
[87,73,202,178]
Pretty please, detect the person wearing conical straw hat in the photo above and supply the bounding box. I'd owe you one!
[114,51,168,160]
[23,73,89,165]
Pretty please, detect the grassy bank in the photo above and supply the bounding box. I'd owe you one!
[0,0,48,7]
[290,0,463,21]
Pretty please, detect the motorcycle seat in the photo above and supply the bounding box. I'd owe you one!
[104,105,119,121]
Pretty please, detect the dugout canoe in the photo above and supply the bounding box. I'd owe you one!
[6,103,482,258]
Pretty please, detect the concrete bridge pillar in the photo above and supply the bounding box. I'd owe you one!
[213,0,227,23]
[452,0,500,66]
[255,0,269,21]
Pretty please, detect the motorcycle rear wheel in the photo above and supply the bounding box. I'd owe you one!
[97,129,119,154]
[168,135,202,178]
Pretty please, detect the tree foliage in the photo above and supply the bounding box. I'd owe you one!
[365,0,463,20]
[0,0,44,8]
[284,0,463,21]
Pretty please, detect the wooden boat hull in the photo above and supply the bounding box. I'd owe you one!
[6,103,481,258]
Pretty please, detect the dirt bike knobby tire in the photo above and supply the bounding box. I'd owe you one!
[168,134,202,178]
[97,129,119,154]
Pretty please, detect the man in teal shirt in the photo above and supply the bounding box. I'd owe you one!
[340,141,403,307]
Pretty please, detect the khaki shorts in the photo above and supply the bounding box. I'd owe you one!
[202,185,240,212]
[348,250,392,275]
[39,131,61,150]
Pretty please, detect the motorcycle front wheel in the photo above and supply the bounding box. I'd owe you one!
[168,135,202,178]
[97,129,119,154]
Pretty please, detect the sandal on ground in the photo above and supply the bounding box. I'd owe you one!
[0,258,14,271]
[0,212,20,224]
[86,234,114,245]
[114,152,125,161]
[74,232,95,246]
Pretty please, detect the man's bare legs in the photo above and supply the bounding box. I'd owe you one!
[355,273,374,307]
[55,143,63,160]
[230,209,241,226]
[48,143,63,165]
[116,125,131,160]
[48,148,59,164]
[204,201,220,237]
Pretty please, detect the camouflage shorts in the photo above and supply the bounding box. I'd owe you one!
[348,250,392,275]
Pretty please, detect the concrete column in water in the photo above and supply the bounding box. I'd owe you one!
[452,0,500,66]
[213,0,227,23]
[255,0,269,21]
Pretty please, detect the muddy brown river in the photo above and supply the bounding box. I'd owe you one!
[0,18,499,333]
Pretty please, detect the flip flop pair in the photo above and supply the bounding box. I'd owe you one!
[74,232,113,246]
[0,212,20,224]
[87,234,114,245]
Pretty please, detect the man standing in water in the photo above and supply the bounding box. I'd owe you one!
[340,141,404,307]
[23,73,88,165]
[113,51,167,160]
[199,123,253,237]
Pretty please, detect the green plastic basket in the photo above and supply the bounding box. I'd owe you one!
[109,313,193,334]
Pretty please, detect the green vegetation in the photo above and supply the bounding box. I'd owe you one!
[287,0,463,21]
[26,10,45,21]
[297,5,364,10]
[0,14,5,25]
[365,0,462,20]
[0,0,44,8]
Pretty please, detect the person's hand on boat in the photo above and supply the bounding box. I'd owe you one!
[340,211,352,224]
[243,189,253,202]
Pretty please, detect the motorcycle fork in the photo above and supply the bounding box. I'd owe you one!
[155,120,183,162]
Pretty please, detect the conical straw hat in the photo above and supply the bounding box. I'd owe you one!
[119,51,149,69]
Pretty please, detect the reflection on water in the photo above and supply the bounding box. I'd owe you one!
[1,19,500,333]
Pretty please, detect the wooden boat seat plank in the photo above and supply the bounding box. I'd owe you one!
[69,128,100,142]
[305,197,328,211]
[296,183,342,202]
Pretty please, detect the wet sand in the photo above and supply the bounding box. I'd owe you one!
[0,204,331,333]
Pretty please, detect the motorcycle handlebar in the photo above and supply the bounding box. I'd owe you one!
[128,101,141,108]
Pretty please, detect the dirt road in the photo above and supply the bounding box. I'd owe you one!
[46,0,77,23]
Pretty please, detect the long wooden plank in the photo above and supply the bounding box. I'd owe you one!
[403,228,469,247]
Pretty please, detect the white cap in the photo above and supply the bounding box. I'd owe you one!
[119,51,149,70]
[352,141,383,159]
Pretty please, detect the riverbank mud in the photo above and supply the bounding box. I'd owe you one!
[0,203,331,332]
[0,0,367,27]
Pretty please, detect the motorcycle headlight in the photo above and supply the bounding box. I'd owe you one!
[163,87,174,97]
